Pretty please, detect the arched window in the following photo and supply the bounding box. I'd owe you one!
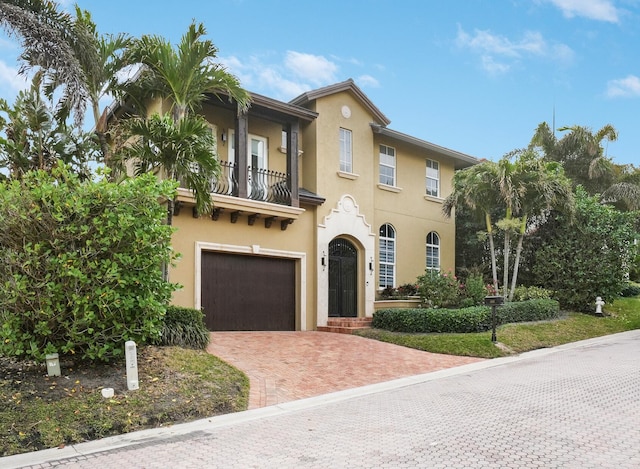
[426,231,440,271]
[379,224,396,288]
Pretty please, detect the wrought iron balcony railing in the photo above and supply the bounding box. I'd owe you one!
[182,160,292,206]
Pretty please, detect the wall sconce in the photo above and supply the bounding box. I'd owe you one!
[369,257,374,275]
[321,251,326,271]
[220,130,226,145]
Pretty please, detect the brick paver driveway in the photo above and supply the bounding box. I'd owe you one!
[207,331,483,409]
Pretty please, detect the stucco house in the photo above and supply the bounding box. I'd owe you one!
[167,79,478,331]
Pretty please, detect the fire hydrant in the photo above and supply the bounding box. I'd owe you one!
[595,297,605,316]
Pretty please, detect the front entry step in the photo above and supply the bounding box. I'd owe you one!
[317,317,373,334]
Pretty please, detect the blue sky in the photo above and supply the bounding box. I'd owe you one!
[1,0,639,166]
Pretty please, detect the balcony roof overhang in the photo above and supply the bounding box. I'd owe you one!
[206,91,318,125]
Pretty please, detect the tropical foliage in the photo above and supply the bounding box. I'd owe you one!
[0,165,178,362]
[0,74,98,180]
[525,187,636,312]
[444,150,574,301]
[114,21,251,221]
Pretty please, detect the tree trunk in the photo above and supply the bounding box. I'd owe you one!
[509,216,528,301]
[503,230,510,300]
[486,212,498,293]
[509,234,525,301]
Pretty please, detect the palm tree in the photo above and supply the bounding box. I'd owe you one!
[505,151,574,300]
[118,113,219,224]
[530,122,617,195]
[443,161,502,293]
[116,21,251,223]
[51,7,131,165]
[0,73,97,179]
[0,0,94,126]
[119,21,251,121]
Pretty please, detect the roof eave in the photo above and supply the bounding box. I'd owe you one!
[371,124,479,169]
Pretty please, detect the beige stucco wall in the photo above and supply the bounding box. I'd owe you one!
[166,84,469,330]
[169,203,317,330]
[373,138,457,286]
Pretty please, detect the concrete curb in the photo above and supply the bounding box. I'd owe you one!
[4,330,638,469]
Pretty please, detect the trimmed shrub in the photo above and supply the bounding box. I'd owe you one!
[620,283,640,298]
[372,299,561,334]
[156,306,210,349]
[511,285,553,302]
[373,307,490,333]
[0,166,178,362]
[496,299,560,324]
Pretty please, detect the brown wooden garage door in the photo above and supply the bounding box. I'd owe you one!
[201,251,296,331]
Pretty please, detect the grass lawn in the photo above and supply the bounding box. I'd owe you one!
[0,346,249,457]
[356,296,640,358]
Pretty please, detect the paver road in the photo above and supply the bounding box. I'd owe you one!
[5,330,640,468]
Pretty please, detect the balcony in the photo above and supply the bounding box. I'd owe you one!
[175,160,305,230]
[211,161,291,206]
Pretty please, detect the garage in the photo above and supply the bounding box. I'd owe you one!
[200,251,296,331]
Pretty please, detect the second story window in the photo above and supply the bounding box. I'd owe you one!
[339,128,353,173]
[426,159,440,197]
[379,145,396,186]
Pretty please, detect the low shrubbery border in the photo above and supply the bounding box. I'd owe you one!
[372,299,561,333]
[155,306,210,349]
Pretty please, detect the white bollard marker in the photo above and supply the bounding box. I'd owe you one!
[125,340,139,390]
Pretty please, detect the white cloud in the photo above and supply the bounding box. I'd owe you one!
[456,25,574,74]
[606,75,640,98]
[356,75,380,88]
[545,0,620,23]
[220,50,381,101]
[0,60,29,95]
[257,68,310,98]
[284,51,338,85]
[481,56,510,75]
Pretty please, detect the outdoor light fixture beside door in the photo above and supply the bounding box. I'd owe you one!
[321,251,326,270]
[369,257,374,275]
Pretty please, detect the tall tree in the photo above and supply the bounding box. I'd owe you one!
[443,161,502,293]
[0,73,97,179]
[116,21,251,223]
[0,0,94,126]
[504,150,574,300]
[530,122,617,195]
[118,113,218,223]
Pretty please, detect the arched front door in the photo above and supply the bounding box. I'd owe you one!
[328,238,357,317]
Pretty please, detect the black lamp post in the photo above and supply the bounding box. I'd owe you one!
[484,295,505,343]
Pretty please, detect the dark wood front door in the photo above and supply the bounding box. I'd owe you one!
[201,252,295,331]
[328,238,357,317]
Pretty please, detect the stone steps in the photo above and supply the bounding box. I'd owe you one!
[317,317,373,334]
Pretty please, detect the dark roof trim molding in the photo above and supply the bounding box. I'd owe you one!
[290,78,390,126]
[299,187,326,206]
[246,92,319,122]
[371,124,479,169]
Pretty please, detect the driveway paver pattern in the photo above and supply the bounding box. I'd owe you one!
[5,330,640,468]
[207,331,483,408]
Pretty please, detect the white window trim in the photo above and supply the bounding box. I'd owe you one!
[227,131,268,168]
[426,159,440,198]
[379,144,396,187]
[379,224,396,288]
[426,231,440,272]
[339,128,353,174]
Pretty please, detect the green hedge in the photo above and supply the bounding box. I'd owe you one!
[372,299,560,333]
[156,306,210,349]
